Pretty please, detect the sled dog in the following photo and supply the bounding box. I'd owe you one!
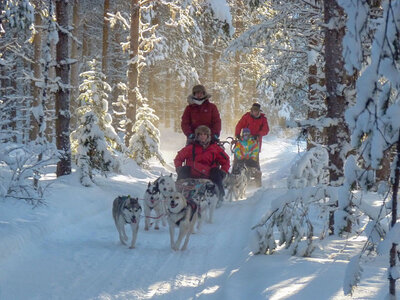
[203,182,218,223]
[143,181,167,230]
[112,196,142,249]
[191,181,218,230]
[155,173,176,196]
[166,191,198,251]
[226,163,248,201]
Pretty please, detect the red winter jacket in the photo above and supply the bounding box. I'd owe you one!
[174,142,230,178]
[235,112,269,150]
[181,99,221,137]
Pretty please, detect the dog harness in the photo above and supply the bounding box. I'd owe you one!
[169,199,198,226]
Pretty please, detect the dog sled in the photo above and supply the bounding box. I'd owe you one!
[175,178,216,202]
[175,178,218,226]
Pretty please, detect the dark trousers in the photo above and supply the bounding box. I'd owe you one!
[177,166,225,197]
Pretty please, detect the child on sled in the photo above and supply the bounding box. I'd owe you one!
[232,128,262,187]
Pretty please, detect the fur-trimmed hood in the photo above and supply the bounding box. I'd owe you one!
[186,94,212,105]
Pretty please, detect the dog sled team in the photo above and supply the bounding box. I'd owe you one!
[113,85,269,251]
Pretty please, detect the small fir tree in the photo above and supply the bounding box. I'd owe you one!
[73,112,113,186]
[71,59,124,185]
[128,90,165,168]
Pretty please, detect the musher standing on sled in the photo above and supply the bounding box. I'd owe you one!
[174,125,230,204]
[234,103,269,187]
[181,85,221,144]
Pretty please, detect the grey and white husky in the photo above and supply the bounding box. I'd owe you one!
[112,196,142,249]
[225,164,248,201]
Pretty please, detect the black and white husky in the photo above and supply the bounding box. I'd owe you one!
[191,181,218,230]
[112,196,142,249]
[143,181,167,230]
[203,182,218,223]
[166,191,198,251]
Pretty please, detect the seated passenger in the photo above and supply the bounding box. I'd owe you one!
[233,128,259,171]
[174,125,230,202]
[233,128,262,187]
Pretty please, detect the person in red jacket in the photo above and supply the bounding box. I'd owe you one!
[181,85,221,144]
[174,125,230,203]
[234,103,269,173]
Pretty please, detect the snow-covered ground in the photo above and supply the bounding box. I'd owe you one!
[0,131,390,299]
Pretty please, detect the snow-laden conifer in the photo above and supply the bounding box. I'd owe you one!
[71,59,124,185]
[340,0,400,296]
[127,90,165,168]
[73,112,113,187]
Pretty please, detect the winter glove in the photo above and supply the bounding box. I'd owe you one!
[221,170,227,180]
[176,166,183,175]
[186,133,195,145]
[212,134,220,142]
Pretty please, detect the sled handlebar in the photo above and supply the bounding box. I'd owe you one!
[218,137,237,154]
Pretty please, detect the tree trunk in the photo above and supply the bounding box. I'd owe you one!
[70,0,80,131]
[30,6,42,141]
[324,0,351,234]
[307,27,325,150]
[102,0,110,74]
[389,132,400,297]
[324,0,348,183]
[55,0,71,177]
[233,52,240,119]
[125,0,140,146]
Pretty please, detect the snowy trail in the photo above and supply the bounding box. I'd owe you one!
[0,137,289,300]
[0,136,388,299]
[0,189,271,300]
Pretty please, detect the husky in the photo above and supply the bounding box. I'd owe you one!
[166,191,198,251]
[155,173,176,196]
[143,181,167,231]
[226,163,248,201]
[192,181,218,230]
[203,182,218,223]
[112,196,142,249]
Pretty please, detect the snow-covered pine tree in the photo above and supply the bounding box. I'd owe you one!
[31,0,59,190]
[73,112,113,187]
[71,59,124,185]
[0,0,35,144]
[225,0,317,131]
[339,0,400,297]
[127,90,165,168]
[0,0,57,204]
